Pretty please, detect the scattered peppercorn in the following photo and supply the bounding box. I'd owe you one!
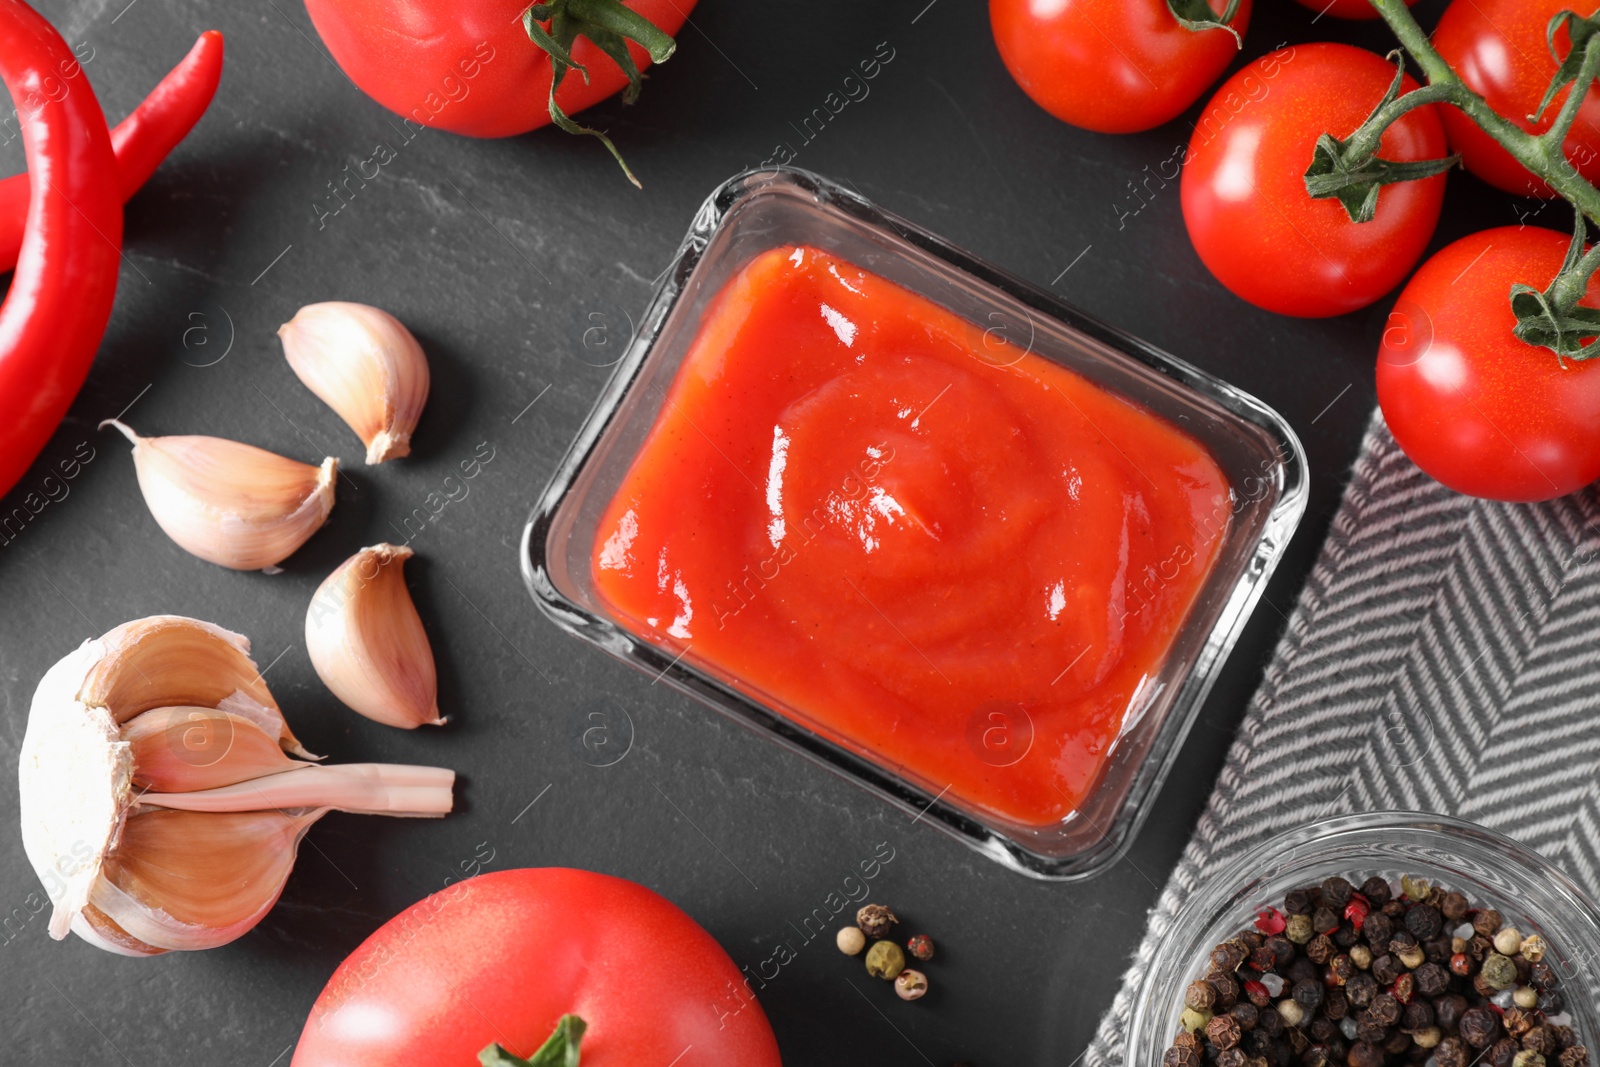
[894,968,927,1001]
[836,927,867,956]
[864,940,906,981]
[906,934,935,962]
[856,904,898,940]
[1461,1006,1502,1048]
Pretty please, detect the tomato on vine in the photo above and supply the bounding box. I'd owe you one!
[1378,227,1600,502]
[1433,0,1600,197]
[988,0,1251,134]
[1180,43,1448,318]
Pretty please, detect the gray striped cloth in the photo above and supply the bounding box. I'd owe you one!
[1086,410,1600,1067]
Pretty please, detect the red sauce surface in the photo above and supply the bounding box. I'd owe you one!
[592,246,1230,827]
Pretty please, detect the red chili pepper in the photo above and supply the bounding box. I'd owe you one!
[0,30,221,275]
[1255,907,1287,935]
[0,0,122,498]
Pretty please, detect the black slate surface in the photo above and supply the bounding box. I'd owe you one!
[0,0,1506,1062]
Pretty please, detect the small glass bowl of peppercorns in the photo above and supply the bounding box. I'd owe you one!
[1129,814,1600,1067]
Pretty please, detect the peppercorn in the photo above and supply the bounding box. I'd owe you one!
[1493,927,1524,956]
[857,904,898,940]
[1313,907,1341,936]
[1209,1013,1245,1051]
[1166,1046,1202,1067]
[1530,959,1559,990]
[1213,973,1242,1008]
[1231,1002,1260,1032]
[1369,993,1403,1027]
[1307,935,1335,965]
[1219,1049,1247,1067]
[1539,989,1565,1015]
[1259,1008,1283,1037]
[1287,1027,1310,1056]
[894,968,927,1001]
[1514,1053,1548,1067]
[1304,1046,1332,1067]
[1406,905,1444,941]
[1441,892,1471,922]
[1552,1029,1579,1052]
[1505,1009,1535,1040]
[1364,913,1394,948]
[1425,936,1453,964]
[1560,1049,1592,1067]
[1309,1017,1337,1044]
[1371,955,1400,985]
[1481,952,1517,990]
[1400,876,1431,902]
[1350,944,1373,970]
[1288,958,1319,985]
[1323,877,1355,908]
[1175,1030,1204,1053]
[1461,1006,1503,1048]
[1412,961,1449,997]
[1240,929,1268,951]
[1392,972,1416,1006]
[1348,1041,1385,1067]
[836,927,867,956]
[1469,933,1494,960]
[906,934,935,962]
[1329,955,1355,986]
[1251,945,1279,974]
[1512,985,1538,1010]
[1414,1028,1444,1051]
[1473,910,1504,938]
[1386,1031,1414,1057]
[1491,1042,1523,1067]
[1286,913,1315,945]
[1358,878,1392,907]
[1278,999,1306,1029]
[1437,1038,1469,1067]
[1292,978,1324,1012]
[1450,952,1473,977]
[1435,993,1467,1033]
[1345,972,1379,1009]
[1529,1031,1563,1057]
[1334,925,1361,950]
[864,940,906,980]
[1181,1007,1213,1033]
[1324,988,1349,1020]
[1286,887,1320,915]
[1403,1000,1434,1031]
[1355,1011,1390,1044]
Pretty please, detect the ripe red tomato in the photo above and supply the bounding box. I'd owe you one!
[1433,0,1600,197]
[989,0,1252,134]
[302,0,692,137]
[1377,227,1600,502]
[291,869,783,1067]
[1181,43,1447,318]
[1290,0,1416,20]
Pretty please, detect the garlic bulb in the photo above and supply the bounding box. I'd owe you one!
[306,543,443,729]
[278,302,431,464]
[102,420,336,571]
[17,615,454,956]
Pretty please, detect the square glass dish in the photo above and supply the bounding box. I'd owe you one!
[521,168,1307,880]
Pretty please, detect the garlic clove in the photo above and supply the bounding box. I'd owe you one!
[305,543,443,729]
[78,614,316,759]
[93,809,318,952]
[278,301,430,464]
[102,419,336,572]
[122,707,302,792]
[19,614,455,955]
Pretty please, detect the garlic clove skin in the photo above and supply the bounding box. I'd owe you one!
[278,301,430,464]
[305,543,444,729]
[19,614,455,956]
[102,419,336,571]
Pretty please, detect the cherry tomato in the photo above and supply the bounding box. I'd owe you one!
[1377,227,1600,502]
[303,0,692,138]
[1290,0,1416,20]
[989,0,1252,134]
[291,869,783,1067]
[1181,43,1447,317]
[1434,0,1600,197]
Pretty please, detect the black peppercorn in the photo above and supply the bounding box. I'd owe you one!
[1386,1032,1414,1057]
[1530,960,1559,990]
[1209,1013,1244,1051]
[1168,1047,1203,1067]
[1246,1030,1275,1058]
[1233,1002,1260,1031]
[1491,1040,1522,1067]
[1461,1007,1502,1049]
[1473,910,1503,938]
[1435,993,1467,1034]
[1412,961,1450,997]
[1559,1049,1591,1067]
[1371,955,1400,985]
[1538,989,1565,1015]
[1286,887,1320,915]
[1552,1029,1579,1052]
[1259,1008,1283,1037]
[1404,1000,1435,1031]
[1441,892,1470,922]
[1360,877,1393,908]
[1219,1049,1247,1067]
[1405,904,1444,941]
[1369,993,1403,1028]
[1288,958,1319,985]
[1364,913,1394,948]
[1251,945,1280,974]
[1505,1009,1534,1040]
[856,903,898,940]
[1323,877,1355,908]
[1345,972,1379,1009]
[1334,925,1360,949]
[1355,1012,1391,1044]
[1382,900,1408,919]
[1292,978,1325,1011]
[1307,935,1336,965]
[1324,988,1349,1020]
[1348,1041,1385,1067]
[1424,936,1453,965]
[1188,980,1219,1011]
[1267,936,1296,969]
[1529,1030,1563,1057]
[1240,930,1267,951]
[1437,1039,1469,1067]
[1310,1018,1337,1044]
[1213,939,1249,973]
[1212,973,1241,1008]
[1313,907,1342,936]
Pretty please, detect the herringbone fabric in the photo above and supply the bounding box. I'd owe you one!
[1086,411,1600,1067]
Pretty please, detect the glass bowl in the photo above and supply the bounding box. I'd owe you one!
[1130,812,1600,1067]
[520,167,1307,879]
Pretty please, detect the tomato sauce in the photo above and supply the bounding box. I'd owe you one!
[592,246,1230,827]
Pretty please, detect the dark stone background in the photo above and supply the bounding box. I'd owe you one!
[0,0,1507,1061]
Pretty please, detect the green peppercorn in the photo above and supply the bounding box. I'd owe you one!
[1181,1007,1214,1033]
[1402,875,1432,902]
[1285,913,1314,945]
[1515,1053,1548,1067]
[1482,952,1518,991]
[864,939,906,980]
